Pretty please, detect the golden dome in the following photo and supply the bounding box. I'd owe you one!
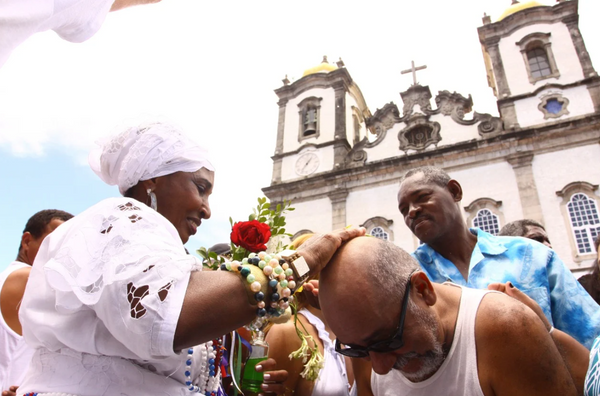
[302,56,338,77]
[497,0,546,21]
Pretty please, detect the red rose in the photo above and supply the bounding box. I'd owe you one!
[230,220,271,252]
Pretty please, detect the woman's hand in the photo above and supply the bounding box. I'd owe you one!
[256,358,289,395]
[297,227,366,275]
[2,385,18,396]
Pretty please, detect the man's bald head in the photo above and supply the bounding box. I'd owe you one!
[319,237,419,341]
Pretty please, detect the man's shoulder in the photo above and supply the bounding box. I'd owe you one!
[476,292,542,341]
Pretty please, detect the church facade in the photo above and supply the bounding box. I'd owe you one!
[262,0,600,273]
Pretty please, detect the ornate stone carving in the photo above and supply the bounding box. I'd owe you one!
[398,116,441,152]
[475,112,504,137]
[365,102,401,147]
[400,85,434,117]
[435,91,474,124]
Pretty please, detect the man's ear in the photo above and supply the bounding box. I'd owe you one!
[20,232,32,252]
[447,179,463,202]
[411,271,437,307]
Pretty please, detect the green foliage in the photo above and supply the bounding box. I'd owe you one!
[197,246,225,270]
[196,197,295,265]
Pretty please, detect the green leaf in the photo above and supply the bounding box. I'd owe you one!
[287,207,295,211]
[249,213,256,221]
[258,217,267,223]
[276,203,281,212]
[229,217,233,227]
[263,203,270,209]
[209,251,218,259]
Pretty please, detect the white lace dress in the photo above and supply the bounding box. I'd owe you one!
[18,197,219,396]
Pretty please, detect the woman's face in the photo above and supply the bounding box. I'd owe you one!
[153,168,214,244]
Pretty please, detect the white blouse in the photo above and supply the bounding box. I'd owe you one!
[18,197,217,395]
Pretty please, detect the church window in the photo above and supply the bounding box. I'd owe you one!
[527,48,552,79]
[567,193,600,254]
[538,94,570,120]
[472,209,500,235]
[370,226,389,240]
[464,198,504,236]
[360,217,394,242]
[556,182,600,262]
[516,33,560,84]
[297,96,322,142]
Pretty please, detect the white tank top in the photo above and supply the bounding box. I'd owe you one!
[298,309,354,396]
[371,285,488,396]
[0,261,35,390]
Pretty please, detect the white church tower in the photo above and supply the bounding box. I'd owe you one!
[478,0,599,129]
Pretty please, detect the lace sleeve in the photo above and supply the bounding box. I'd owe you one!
[40,198,201,359]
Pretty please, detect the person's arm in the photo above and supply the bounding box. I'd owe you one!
[352,358,374,396]
[488,282,589,395]
[264,321,308,396]
[546,250,600,348]
[174,227,366,350]
[0,267,30,335]
[476,293,578,396]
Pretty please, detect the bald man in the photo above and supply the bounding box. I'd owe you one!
[318,237,578,396]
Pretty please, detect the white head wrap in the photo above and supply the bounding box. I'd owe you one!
[89,122,214,195]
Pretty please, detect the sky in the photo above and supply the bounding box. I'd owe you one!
[1,0,599,270]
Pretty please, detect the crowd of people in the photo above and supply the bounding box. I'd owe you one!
[2,1,600,395]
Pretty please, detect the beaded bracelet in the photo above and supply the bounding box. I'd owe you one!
[220,251,299,321]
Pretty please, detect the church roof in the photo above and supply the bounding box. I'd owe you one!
[302,56,338,77]
[497,0,547,21]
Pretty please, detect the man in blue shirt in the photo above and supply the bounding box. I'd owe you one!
[397,166,600,348]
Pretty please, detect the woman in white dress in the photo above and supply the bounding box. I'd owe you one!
[16,122,364,396]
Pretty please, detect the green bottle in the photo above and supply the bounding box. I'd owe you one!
[241,331,269,396]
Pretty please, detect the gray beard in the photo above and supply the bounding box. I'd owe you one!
[392,302,448,382]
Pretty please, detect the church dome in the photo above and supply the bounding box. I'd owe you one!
[497,0,546,21]
[302,56,338,77]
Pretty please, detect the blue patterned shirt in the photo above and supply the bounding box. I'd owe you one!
[413,228,600,348]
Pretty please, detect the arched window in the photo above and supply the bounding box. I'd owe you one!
[527,48,552,79]
[297,96,322,142]
[360,216,394,242]
[472,209,500,235]
[516,33,560,84]
[370,226,389,240]
[567,193,600,254]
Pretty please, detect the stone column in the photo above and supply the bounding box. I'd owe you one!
[484,38,511,98]
[563,15,597,78]
[329,187,349,230]
[333,84,349,169]
[506,152,544,224]
[271,98,288,183]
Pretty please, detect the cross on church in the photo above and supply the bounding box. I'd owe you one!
[401,60,427,86]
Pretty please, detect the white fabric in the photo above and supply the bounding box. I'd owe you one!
[298,309,352,396]
[371,286,487,396]
[0,0,115,68]
[89,122,215,195]
[0,261,34,391]
[18,197,217,395]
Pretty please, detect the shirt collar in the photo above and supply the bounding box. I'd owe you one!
[469,228,507,256]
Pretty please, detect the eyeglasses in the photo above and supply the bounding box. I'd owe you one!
[335,275,413,358]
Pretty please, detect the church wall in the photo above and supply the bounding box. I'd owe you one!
[280,145,335,182]
[345,183,416,252]
[286,197,332,235]
[531,144,600,269]
[345,92,364,146]
[499,22,582,97]
[450,162,523,226]
[515,85,595,128]
[282,87,336,153]
[364,123,403,163]
[432,115,481,147]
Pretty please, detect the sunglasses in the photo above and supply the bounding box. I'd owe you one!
[334,275,413,358]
